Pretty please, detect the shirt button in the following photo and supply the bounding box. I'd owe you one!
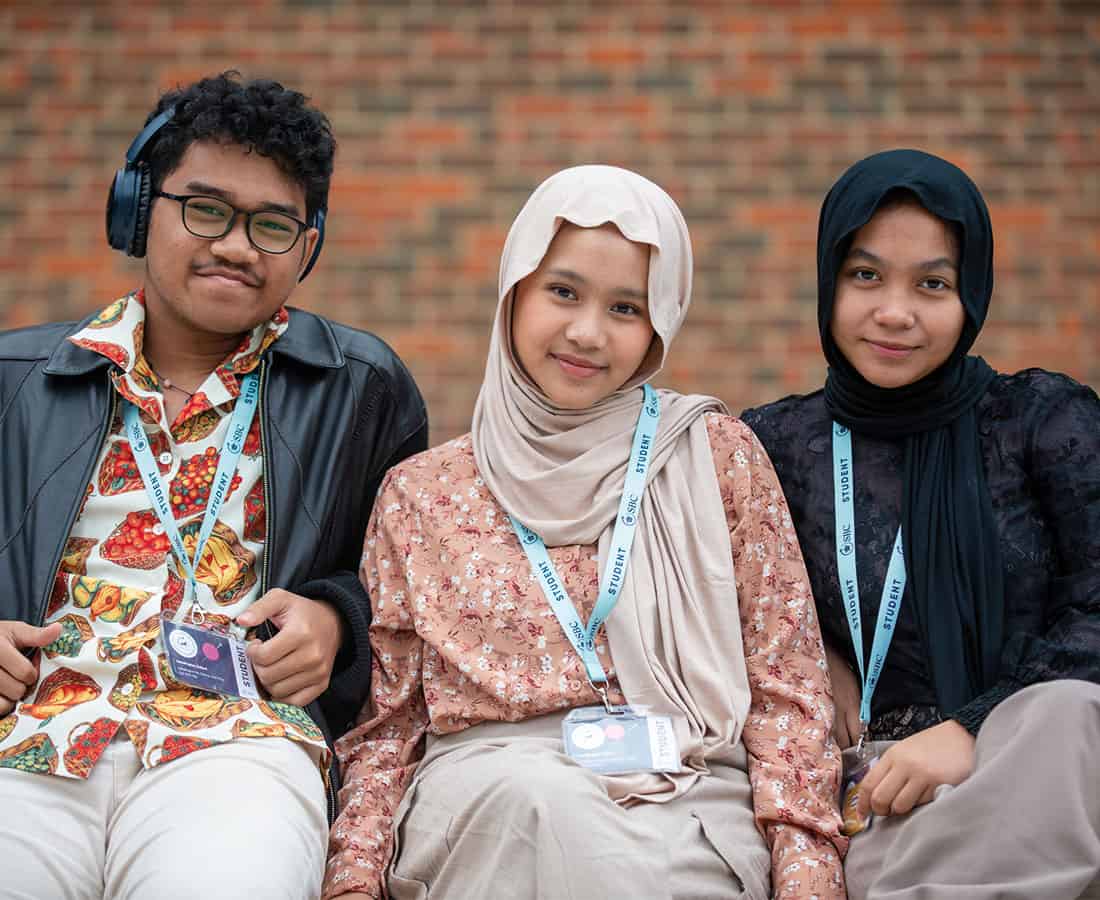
[158,452,173,466]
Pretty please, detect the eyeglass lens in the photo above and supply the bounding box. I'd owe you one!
[182,197,301,253]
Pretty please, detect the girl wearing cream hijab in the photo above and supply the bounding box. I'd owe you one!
[324,166,846,900]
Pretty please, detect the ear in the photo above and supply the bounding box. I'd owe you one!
[298,226,321,278]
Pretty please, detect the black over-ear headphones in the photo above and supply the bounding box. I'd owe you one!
[105,105,326,281]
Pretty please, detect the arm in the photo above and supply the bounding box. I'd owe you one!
[951,376,1100,734]
[243,369,429,727]
[306,413,429,733]
[859,377,1100,818]
[712,415,847,900]
[323,469,430,900]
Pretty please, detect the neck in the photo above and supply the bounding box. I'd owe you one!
[143,309,246,394]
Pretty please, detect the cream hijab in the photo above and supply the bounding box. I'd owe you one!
[472,165,751,802]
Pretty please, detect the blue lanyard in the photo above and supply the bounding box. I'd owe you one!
[832,422,907,727]
[124,372,260,622]
[510,384,660,689]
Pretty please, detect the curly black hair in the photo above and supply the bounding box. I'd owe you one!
[143,71,335,223]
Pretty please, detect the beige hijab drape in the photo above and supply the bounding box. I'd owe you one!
[471,165,751,803]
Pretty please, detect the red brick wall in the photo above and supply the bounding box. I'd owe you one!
[2,1,1097,440]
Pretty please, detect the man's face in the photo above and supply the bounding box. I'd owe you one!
[142,139,318,340]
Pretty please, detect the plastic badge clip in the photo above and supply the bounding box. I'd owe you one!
[856,721,870,760]
[594,683,625,716]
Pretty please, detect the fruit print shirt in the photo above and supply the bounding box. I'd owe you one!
[0,291,330,779]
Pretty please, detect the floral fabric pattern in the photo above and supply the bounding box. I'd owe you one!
[0,291,329,778]
[324,414,845,900]
[742,370,1100,736]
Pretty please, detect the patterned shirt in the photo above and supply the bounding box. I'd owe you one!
[0,292,329,778]
[325,415,846,900]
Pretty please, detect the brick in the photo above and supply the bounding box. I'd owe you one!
[0,1,1095,442]
[586,44,648,67]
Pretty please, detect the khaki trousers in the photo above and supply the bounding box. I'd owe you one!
[846,680,1100,900]
[387,712,772,900]
[0,734,328,900]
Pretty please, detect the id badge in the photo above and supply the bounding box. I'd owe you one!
[562,705,680,775]
[161,614,259,700]
[840,754,878,836]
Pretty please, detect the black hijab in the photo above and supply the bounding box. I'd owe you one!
[819,149,1004,716]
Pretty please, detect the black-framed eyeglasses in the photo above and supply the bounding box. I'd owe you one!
[156,191,310,255]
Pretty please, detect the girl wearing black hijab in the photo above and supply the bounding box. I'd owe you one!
[742,149,1100,900]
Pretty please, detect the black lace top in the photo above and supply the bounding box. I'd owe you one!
[742,369,1100,739]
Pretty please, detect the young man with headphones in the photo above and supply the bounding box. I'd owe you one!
[0,72,427,898]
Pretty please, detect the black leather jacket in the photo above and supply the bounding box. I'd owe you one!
[0,306,428,821]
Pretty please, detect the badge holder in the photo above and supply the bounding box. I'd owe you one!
[161,584,259,700]
[839,723,878,836]
[562,700,680,775]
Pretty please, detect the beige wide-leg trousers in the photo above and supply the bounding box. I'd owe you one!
[0,734,328,900]
[386,712,773,900]
[846,680,1100,900]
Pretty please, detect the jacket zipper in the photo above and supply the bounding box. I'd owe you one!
[38,373,117,625]
[259,359,273,601]
[257,358,340,824]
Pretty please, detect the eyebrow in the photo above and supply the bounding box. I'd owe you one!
[847,247,957,273]
[184,181,302,218]
[547,267,649,302]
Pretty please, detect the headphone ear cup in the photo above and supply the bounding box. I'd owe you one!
[105,163,151,257]
[106,166,135,252]
[129,164,152,258]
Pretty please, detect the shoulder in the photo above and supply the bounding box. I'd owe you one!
[702,412,784,482]
[379,434,478,500]
[983,368,1100,429]
[739,389,828,459]
[286,308,414,382]
[282,309,426,434]
[988,368,1098,406]
[703,410,759,448]
[0,321,77,362]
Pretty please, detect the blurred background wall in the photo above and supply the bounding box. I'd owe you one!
[1,0,1096,441]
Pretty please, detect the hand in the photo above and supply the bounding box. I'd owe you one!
[330,895,373,900]
[0,620,62,716]
[856,719,976,818]
[237,590,346,708]
[824,642,862,749]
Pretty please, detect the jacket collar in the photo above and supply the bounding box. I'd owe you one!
[270,307,345,369]
[43,313,114,376]
[44,305,345,377]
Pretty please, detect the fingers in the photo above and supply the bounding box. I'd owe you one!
[855,756,887,818]
[253,650,327,706]
[835,714,852,749]
[251,642,327,687]
[0,697,13,717]
[261,670,326,707]
[839,709,862,750]
[887,775,928,816]
[0,642,39,687]
[867,764,910,817]
[247,629,297,669]
[236,589,293,629]
[8,621,62,649]
[0,669,29,705]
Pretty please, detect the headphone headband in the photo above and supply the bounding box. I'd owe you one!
[124,106,176,165]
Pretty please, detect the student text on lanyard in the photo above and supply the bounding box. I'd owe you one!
[124,372,260,627]
[509,384,660,712]
[832,421,907,755]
